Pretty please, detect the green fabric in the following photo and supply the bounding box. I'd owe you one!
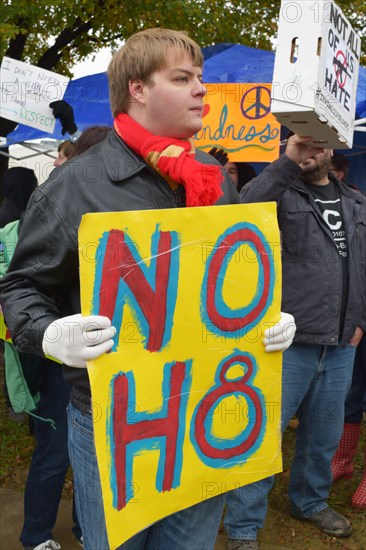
[0,220,19,277]
[4,342,40,413]
[1,220,43,416]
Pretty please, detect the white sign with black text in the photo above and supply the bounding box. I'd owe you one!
[0,57,70,133]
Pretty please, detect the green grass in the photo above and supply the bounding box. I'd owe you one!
[0,408,33,481]
[264,424,366,549]
[0,362,34,485]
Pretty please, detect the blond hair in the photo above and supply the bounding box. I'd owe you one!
[107,28,203,117]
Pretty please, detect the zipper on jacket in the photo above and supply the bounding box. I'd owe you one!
[146,166,184,207]
[172,187,184,207]
[292,182,344,342]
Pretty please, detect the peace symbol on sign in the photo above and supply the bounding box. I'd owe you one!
[240,86,271,120]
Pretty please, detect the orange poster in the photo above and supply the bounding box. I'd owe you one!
[195,83,280,162]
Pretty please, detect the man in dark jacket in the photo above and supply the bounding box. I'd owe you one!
[224,134,366,549]
[0,29,295,550]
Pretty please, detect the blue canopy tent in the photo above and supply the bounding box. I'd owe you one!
[3,44,366,191]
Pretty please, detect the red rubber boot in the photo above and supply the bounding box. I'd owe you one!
[352,446,366,509]
[332,423,361,481]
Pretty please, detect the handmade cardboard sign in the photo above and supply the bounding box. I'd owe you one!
[0,57,69,132]
[272,0,361,149]
[322,2,360,117]
[78,203,282,549]
[194,83,280,162]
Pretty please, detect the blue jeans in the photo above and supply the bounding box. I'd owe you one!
[345,335,366,423]
[20,361,81,547]
[224,343,356,541]
[68,401,226,550]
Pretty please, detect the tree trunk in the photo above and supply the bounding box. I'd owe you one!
[1,26,28,182]
[0,115,21,188]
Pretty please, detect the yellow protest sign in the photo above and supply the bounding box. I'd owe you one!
[78,203,282,549]
[194,83,281,162]
[0,312,12,342]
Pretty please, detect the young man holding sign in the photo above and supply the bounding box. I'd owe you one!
[0,29,294,550]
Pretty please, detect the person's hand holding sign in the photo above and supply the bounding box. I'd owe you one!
[263,312,296,352]
[49,100,78,137]
[42,314,116,368]
[285,134,326,165]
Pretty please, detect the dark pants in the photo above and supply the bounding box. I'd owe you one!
[20,360,81,547]
[345,335,366,423]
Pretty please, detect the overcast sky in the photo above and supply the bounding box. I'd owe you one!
[72,47,114,78]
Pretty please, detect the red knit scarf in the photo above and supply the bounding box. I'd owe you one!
[114,113,223,207]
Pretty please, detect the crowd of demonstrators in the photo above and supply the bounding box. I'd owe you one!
[224,135,366,550]
[0,27,364,550]
[0,166,83,550]
[0,28,295,550]
[0,116,113,550]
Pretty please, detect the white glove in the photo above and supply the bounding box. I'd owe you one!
[263,312,296,352]
[42,313,116,368]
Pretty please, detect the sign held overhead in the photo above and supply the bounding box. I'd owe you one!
[271,0,361,149]
[0,57,69,133]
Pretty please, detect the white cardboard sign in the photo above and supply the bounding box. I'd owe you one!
[318,1,360,133]
[271,0,361,149]
[0,57,70,133]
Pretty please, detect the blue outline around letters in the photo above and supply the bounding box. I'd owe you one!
[92,225,180,351]
[108,360,192,508]
[200,222,275,338]
[190,350,266,468]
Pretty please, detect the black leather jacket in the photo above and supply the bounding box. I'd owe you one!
[240,154,366,346]
[0,130,239,394]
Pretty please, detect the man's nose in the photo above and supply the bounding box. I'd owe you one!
[193,81,207,97]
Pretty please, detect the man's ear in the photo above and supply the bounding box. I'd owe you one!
[128,79,145,105]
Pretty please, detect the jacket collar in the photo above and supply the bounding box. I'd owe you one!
[329,173,364,203]
[102,130,147,182]
[293,171,364,204]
